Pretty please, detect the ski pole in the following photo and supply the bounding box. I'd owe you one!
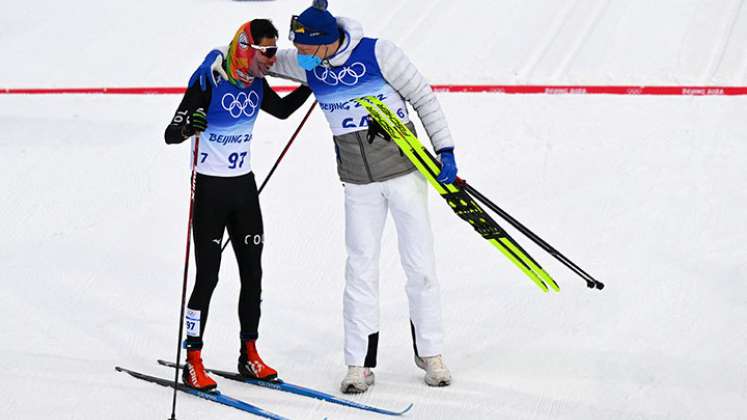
[169,133,201,420]
[221,100,317,253]
[258,100,317,194]
[456,178,604,290]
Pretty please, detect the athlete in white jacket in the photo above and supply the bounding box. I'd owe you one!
[195,0,456,393]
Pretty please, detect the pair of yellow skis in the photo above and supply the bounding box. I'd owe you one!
[354,96,560,293]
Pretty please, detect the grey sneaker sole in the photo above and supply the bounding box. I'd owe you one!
[342,383,369,394]
[425,376,452,387]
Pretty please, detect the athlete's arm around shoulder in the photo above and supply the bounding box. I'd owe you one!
[375,39,454,152]
[203,46,308,85]
[268,49,308,84]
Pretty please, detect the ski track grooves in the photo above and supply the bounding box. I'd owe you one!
[552,0,611,82]
[397,0,445,46]
[3,2,747,419]
[376,0,408,36]
[519,0,579,83]
[704,0,745,82]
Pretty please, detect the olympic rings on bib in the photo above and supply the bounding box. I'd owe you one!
[221,91,260,118]
[314,62,367,87]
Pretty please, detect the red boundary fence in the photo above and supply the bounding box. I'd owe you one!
[2,85,747,95]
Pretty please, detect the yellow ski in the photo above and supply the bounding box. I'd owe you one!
[354,96,559,293]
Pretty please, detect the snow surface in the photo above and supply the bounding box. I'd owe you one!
[1,1,746,419]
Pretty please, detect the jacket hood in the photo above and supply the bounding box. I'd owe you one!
[326,17,364,67]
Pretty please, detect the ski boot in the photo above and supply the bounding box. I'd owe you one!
[182,349,217,391]
[238,340,278,381]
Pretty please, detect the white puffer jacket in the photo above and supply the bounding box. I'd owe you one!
[269,17,455,153]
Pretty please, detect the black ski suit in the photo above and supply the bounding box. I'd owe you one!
[165,78,311,348]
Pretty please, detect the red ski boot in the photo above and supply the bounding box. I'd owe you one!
[182,349,217,391]
[238,340,278,381]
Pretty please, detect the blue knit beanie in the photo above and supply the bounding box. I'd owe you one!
[291,0,339,45]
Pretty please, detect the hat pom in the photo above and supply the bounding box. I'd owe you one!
[312,0,328,11]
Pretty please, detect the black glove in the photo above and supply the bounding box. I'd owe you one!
[366,115,391,144]
[182,109,208,138]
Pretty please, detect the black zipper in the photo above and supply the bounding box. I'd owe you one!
[355,131,374,182]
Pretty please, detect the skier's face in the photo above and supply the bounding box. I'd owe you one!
[249,37,278,78]
[294,41,337,60]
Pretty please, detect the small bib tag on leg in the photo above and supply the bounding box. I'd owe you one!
[185,309,201,337]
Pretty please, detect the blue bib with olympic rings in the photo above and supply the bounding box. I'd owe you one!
[194,77,264,177]
[306,37,409,136]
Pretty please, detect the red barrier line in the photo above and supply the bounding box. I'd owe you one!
[2,85,747,95]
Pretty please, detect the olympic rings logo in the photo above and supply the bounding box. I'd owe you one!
[221,91,259,118]
[314,62,367,86]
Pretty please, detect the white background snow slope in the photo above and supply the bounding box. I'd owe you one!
[1,1,746,419]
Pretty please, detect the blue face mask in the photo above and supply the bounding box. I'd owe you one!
[297,54,322,71]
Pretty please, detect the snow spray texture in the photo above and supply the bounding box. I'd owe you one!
[195,77,264,177]
[308,38,408,134]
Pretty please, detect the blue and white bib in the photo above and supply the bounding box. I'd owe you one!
[193,77,264,177]
[307,38,409,135]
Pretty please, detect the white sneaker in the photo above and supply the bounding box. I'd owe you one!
[340,366,375,394]
[415,355,452,386]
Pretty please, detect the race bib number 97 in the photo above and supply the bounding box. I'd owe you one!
[185,309,201,337]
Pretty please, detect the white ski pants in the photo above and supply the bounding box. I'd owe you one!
[343,171,444,367]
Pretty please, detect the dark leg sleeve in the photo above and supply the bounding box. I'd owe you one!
[226,173,264,340]
[186,174,229,349]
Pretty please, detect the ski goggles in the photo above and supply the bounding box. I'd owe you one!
[250,44,278,58]
[288,15,328,41]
